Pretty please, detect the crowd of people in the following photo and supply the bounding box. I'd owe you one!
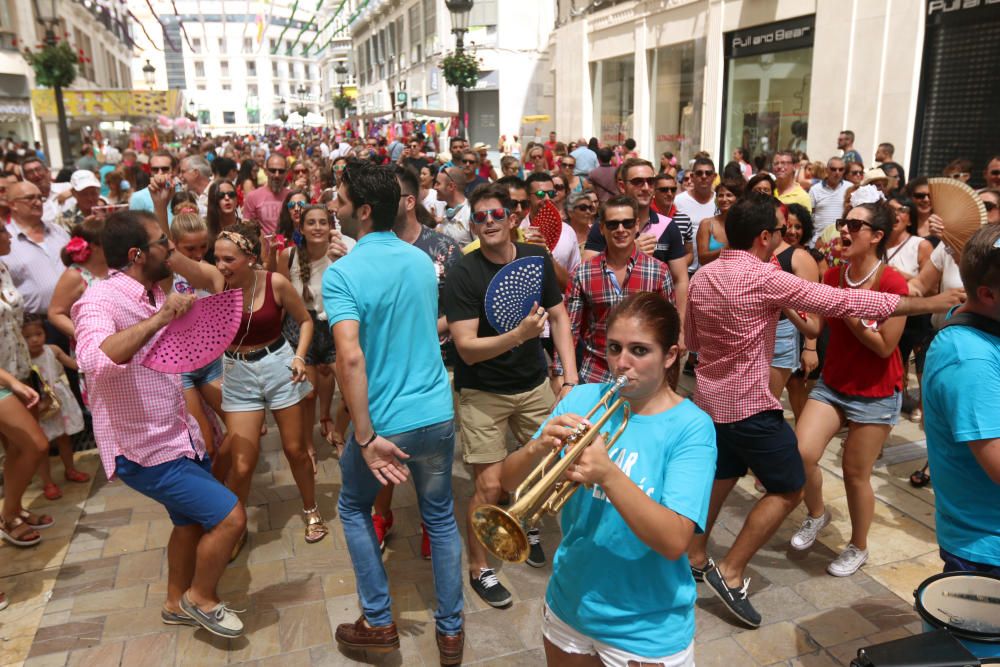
[1,125,998,667]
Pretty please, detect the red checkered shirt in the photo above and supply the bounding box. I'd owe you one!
[72,272,205,479]
[685,249,900,424]
[566,247,674,383]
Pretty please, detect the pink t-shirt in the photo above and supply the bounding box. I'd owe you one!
[242,187,289,235]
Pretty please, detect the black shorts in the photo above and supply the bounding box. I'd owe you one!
[714,410,804,493]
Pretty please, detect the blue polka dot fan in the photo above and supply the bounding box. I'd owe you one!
[484,256,544,334]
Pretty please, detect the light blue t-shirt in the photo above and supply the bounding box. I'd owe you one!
[538,383,716,657]
[570,145,598,177]
[129,187,174,224]
[923,319,1000,566]
[322,231,453,436]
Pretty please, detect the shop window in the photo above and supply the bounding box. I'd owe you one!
[223,111,236,124]
[649,40,704,168]
[592,55,634,145]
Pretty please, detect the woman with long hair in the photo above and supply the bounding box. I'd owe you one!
[213,222,326,550]
[206,179,240,239]
[696,179,742,266]
[277,206,342,457]
[905,177,943,240]
[501,291,715,667]
[790,193,908,576]
[558,155,588,194]
[47,218,109,339]
[276,189,310,242]
[104,170,129,206]
[238,158,259,202]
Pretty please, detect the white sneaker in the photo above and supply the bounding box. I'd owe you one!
[789,510,831,551]
[827,544,869,577]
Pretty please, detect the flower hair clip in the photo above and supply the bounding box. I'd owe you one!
[850,185,885,208]
[65,237,92,263]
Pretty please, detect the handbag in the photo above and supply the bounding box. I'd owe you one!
[27,365,61,421]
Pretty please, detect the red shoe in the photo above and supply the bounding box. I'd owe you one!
[372,511,394,553]
[64,468,90,483]
[420,523,431,560]
[43,483,62,501]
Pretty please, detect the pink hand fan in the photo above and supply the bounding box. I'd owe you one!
[142,290,243,373]
[531,199,563,252]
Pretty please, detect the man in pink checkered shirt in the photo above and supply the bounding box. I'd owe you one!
[73,210,246,638]
[683,194,964,628]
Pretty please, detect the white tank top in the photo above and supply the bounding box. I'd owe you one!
[289,248,333,318]
[885,235,922,278]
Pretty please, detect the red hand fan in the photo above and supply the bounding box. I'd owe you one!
[142,290,243,373]
[531,199,563,252]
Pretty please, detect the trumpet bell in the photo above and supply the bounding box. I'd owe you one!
[471,504,529,563]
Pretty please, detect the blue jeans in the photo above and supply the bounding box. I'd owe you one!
[338,420,463,634]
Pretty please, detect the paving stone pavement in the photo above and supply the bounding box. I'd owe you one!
[1,383,943,666]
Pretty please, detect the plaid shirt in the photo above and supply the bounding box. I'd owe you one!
[685,249,900,424]
[566,247,674,383]
[72,272,205,479]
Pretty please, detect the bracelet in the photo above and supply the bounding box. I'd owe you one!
[803,347,816,351]
[293,355,306,364]
[358,431,378,448]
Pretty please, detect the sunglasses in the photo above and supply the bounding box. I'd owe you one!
[287,201,308,210]
[553,184,566,191]
[145,234,170,249]
[656,186,677,194]
[603,218,637,230]
[985,201,998,212]
[828,167,845,172]
[461,159,477,165]
[13,194,45,203]
[510,199,530,210]
[771,225,787,235]
[534,189,557,199]
[293,168,307,174]
[561,161,575,168]
[835,218,873,233]
[627,177,656,188]
[912,192,930,200]
[991,169,1000,177]
[891,205,910,214]
[848,170,864,177]
[218,190,237,200]
[472,208,509,224]
[693,170,714,178]
[150,166,172,174]
[268,167,287,175]
[573,204,596,213]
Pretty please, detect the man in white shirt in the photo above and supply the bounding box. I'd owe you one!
[434,167,473,245]
[20,156,72,225]
[809,157,849,244]
[673,157,717,275]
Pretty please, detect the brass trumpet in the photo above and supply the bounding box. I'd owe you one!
[471,376,632,563]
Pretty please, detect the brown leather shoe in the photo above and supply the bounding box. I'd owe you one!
[335,615,400,653]
[437,629,464,665]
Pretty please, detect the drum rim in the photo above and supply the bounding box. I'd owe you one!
[913,570,1000,642]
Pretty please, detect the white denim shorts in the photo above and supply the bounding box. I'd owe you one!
[542,602,695,667]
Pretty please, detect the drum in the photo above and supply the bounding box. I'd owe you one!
[914,571,1000,659]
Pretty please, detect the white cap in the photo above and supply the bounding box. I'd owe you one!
[70,170,101,192]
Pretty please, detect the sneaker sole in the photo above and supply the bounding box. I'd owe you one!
[827,557,867,577]
[335,637,400,653]
[789,537,817,551]
[179,600,244,638]
[473,588,513,608]
[161,613,198,627]
[525,559,545,569]
[705,576,761,628]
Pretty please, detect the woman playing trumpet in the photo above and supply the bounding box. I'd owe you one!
[501,292,716,667]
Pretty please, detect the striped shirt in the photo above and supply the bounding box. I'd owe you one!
[4,219,70,314]
[685,249,900,424]
[72,272,205,478]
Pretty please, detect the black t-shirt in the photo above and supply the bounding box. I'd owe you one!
[402,156,428,174]
[442,243,562,394]
[583,210,685,264]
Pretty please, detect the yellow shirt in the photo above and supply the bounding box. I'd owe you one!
[462,228,526,254]
[776,184,812,212]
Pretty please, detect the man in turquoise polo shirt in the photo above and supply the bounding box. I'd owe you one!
[924,224,1000,575]
[322,159,464,665]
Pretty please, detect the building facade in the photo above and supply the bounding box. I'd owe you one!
[348,0,556,148]
[553,0,1000,185]
[1,0,132,165]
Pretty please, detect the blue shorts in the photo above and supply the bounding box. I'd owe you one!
[940,548,1000,575]
[181,356,223,390]
[221,339,312,413]
[114,454,237,530]
[714,410,804,493]
[809,378,901,426]
[771,318,801,371]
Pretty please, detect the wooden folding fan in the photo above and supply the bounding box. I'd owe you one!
[927,177,988,260]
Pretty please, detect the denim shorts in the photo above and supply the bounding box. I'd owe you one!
[114,454,237,530]
[221,339,312,413]
[715,410,804,493]
[181,356,223,390]
[771,318,801,371]
[809,378,901,425]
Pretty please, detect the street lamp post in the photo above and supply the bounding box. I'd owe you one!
[446,0,474,140]
[334,62,348,122]
[31,0,72,169]
[296,84,308,129]
[142,59,156,89]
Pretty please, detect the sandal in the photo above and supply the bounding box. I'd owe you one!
[910,463,930,488]
[303,506,329,544]
[64,468,90,483]
[18,509,54,530]
[43,483,63,501]
[0,515,42,547]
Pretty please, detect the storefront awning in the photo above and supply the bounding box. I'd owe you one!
[31,89,183,120]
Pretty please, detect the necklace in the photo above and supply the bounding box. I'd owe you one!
[845,259,881,288]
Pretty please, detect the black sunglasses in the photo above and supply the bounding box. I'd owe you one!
[984,201,998,212]
[911,192,930,200]
[150,166,172,174]
[627,177,656,188]
[991,169,1000,177]
[835,219,873,233]
[218,190,237,200]
[604,218,637,230]
[461,159,477,165]
[573,204,596,213]
[268,167,287,175]
[510,199,530,210]
[656,186,677,194]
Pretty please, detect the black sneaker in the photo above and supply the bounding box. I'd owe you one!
[704,565,761,628]
[525,529,545,568]
[470,568,512,608]
[690,556,715,582]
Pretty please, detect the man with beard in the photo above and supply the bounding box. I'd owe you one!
[72,211,246,638]
[243,153,291,235]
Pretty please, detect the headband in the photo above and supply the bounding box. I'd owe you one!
[218,230,256,256]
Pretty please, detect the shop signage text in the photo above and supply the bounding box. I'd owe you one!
[726,15,816,59]
[928,0,1000,15]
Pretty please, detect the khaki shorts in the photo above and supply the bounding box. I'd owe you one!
[458,382,555,465]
